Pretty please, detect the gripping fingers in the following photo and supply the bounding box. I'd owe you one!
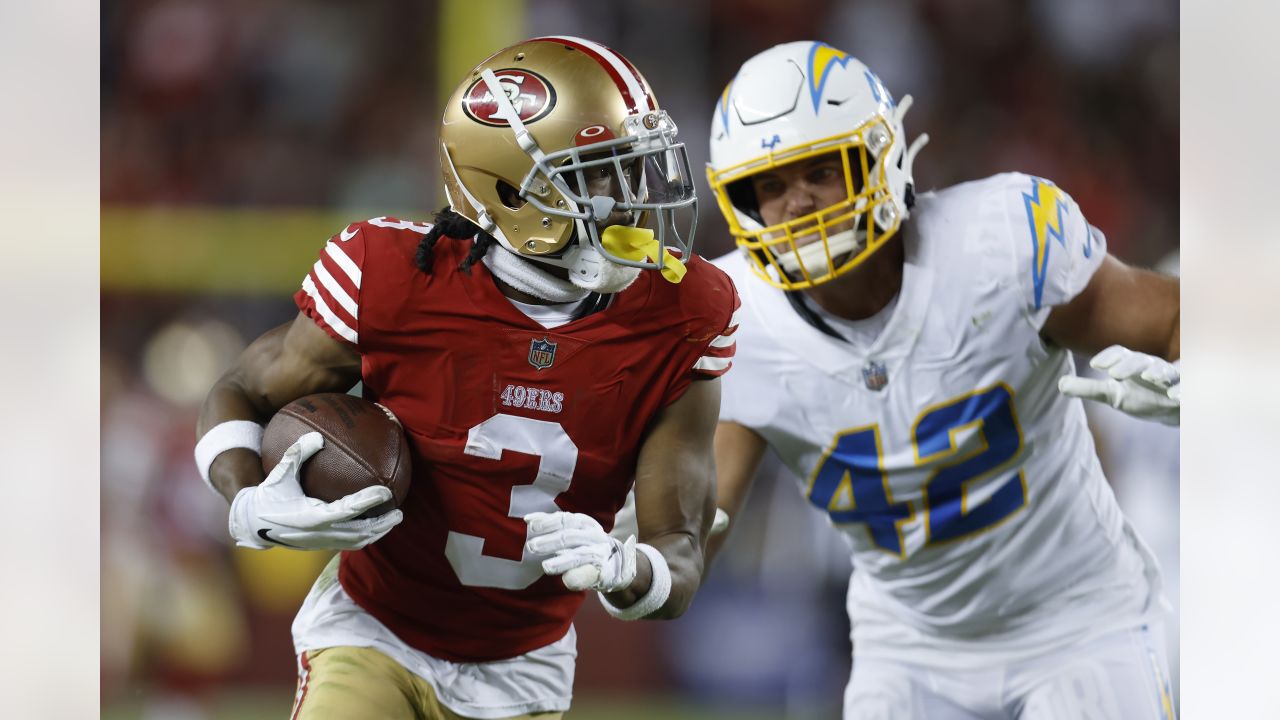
[523,511,567,535]
[271,509,403,549]
[335,485,396,518]
[1090,345,1173,386]
[270,515,400,550]
[261,486,394,528]
[298,485,393,525]
[524,511,601,536]
[262,432,326,487]
[334,508,403,534]
[1088,345,1130,373]
[333,509,404,547]
[1107,353,1154,382]
[291,431,326,459]
[1058,375,1124,408]
[1140,362,1180,389]
[541,549,603,576]
[562,565,602,591]
[525,528,608,555]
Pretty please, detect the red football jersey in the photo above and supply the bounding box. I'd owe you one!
[294,217,739,662]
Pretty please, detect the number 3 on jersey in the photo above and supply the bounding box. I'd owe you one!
[444,414,577,589]
[806,383,1027,557]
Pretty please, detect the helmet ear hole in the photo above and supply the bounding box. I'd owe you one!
[496,180,527,210]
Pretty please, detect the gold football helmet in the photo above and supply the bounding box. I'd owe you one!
[440,36,697,280]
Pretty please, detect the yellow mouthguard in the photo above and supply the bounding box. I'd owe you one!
[600,226,686,284]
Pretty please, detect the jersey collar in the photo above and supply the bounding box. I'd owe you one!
[746,238,933,377]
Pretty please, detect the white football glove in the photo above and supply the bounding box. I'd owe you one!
[1058,345,1180,426]
[228,432,403,550]
[524,511,637,592]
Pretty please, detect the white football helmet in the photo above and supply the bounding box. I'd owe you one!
[707,41,928,291]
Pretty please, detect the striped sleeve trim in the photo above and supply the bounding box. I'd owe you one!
[693,355,733,374]
[301,275,358,344]
[311,258,357,317]
[298,239,362,345]
[708,309,741,348]
[325,242,362,287]
[692,300,741,378]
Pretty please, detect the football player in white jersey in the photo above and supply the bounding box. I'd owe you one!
[704,41,1180,719]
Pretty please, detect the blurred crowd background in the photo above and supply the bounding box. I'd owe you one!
[100,0,1179,718]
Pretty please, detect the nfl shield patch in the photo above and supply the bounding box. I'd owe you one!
[861,360,888,391]
[528,337,557,370]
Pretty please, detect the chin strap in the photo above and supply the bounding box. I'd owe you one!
[482,245,591,303]
[895,99,929,211]
[776,228,862,279]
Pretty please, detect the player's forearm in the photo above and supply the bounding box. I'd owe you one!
[198,375,274,436]
[1140,270,1179,361]
[613,379,719,618]
[702,475,753,573]
[196,330,297,500]
[207,449,265,501]
[610,447,713,620]
[196,323,298,440]
[198,377,275,502]
[197,317,362,440]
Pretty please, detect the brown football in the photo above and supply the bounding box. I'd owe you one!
[261,393,411,517]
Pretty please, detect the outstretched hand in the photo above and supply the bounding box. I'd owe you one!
[1058,345,1179,426]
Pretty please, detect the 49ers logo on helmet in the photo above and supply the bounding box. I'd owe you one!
[462,69,557,127]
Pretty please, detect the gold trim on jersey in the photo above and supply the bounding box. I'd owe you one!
[805,423,917,560]
[911,382,1029,547]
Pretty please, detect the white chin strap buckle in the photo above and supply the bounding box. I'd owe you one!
[565,244,605,285]
[563,243,641,294]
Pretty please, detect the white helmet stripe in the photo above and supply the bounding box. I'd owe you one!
[537,35,652,113]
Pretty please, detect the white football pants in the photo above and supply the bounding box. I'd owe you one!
[844,623,1175,719]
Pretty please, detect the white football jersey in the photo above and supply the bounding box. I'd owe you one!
[715,172,1164,667]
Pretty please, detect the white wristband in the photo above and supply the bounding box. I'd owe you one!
[597,543,671,621]
[195,420,264,495]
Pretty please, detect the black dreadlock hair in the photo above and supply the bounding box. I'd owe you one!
[414,207,499,275]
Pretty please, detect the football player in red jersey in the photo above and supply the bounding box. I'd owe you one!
[194,37,739,720]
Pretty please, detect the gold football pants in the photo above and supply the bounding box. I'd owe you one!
[291,645,564,720]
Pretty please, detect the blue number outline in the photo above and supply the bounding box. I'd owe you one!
[805,424,916,558]
[912,383,1028,546]
[805,383,1028,556]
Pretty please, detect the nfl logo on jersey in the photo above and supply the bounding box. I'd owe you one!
[528,337,557,370]
[862,360,888,391]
